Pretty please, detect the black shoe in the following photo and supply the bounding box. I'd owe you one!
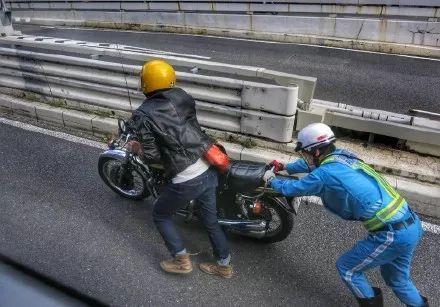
[356,287,383,307]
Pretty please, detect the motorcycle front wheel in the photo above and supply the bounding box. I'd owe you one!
[98,156,149,200]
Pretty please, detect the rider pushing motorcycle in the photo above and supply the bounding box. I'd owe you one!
[125,59,233,278]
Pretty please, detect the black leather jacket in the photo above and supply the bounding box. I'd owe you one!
[126,87,214,178]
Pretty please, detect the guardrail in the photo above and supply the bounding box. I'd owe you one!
[0,42,306,142]
[0,30,438,155]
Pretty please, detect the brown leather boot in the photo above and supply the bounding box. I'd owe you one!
[199,262,233,278]
[160,254,193,274]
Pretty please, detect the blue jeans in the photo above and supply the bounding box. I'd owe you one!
[152,167,230,260]
[336,212,425,306]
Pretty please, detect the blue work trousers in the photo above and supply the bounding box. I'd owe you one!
[336,213,425,306]
[152,167,230,260]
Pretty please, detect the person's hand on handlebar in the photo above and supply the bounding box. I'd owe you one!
[269,160,284,173]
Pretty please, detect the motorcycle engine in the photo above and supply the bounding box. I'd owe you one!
[235,193,264,218]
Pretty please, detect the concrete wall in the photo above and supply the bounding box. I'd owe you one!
[6,0,440,56]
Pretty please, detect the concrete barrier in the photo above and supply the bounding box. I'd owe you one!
[5,0,440,57]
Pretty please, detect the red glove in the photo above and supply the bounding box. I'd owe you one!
[270,160,284,172]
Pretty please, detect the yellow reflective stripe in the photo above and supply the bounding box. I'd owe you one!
[363,196,400,227]
[363,197,406,231]
[355,162,399,198]
[321,156,336,165]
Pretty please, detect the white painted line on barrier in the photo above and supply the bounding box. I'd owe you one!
[38,25,440,62]
[1,116,440,235]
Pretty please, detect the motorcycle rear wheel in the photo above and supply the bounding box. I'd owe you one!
[98,157,149,200]
[258,197,294,243]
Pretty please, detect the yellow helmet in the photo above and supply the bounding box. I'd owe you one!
[140,59,176,94]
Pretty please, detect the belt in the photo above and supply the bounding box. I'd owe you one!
[372,215,415,232]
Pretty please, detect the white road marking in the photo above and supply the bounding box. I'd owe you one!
[422,221,440,235]
[2,116,440,235]
[0,116,106,150]
[40,26,211,59]
[40,25,440,62]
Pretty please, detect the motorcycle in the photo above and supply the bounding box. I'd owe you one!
[98,119,299,243]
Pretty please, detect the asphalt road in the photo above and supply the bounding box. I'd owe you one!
[1,119,439,306]
[14,25,440,114]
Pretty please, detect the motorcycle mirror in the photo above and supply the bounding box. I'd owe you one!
[118,118,127,135]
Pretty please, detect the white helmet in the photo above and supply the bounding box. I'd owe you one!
[295,123,336,152]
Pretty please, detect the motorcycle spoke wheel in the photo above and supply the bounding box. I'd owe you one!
[99,158,148,199]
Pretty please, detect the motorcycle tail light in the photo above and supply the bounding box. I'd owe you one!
[250,199,263,215]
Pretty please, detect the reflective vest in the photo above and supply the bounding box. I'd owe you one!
[322,155,406,231]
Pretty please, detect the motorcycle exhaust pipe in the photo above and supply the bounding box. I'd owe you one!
[218,219,267,238]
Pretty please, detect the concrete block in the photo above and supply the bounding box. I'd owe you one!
[121,2,149,11]
[149,2,179,10]
[323,111,440,147]
[75,11,121,23]
[295,109,324,131]
[241,147,291,164]
[250,4,289,12]
[358,0,398,5]
[29,2,51,9]
[180,2,212,11]
[49,2,71,10]
[219,142,243,161]
[121,12,150,24]
[153,12,185,26]
[406,141,440,158]
[92,116,118,136]
[320,5,359,15]
[424,31,440,47]
[11,99,36,118]
[289,4,321,14]
[334,18,365,39]
[396,178,440,218]
[398,0,440,7]
[357,20,381,41]
[241,84,297,116]
[412,117,440,131]
[214,3,249,12]
[241,111,295,143]
[185,13,250,31]
[384,7,435,18]
[72,2,120,10]
[35,104,64,125]
[385,21,427,45]
[252,15,325,35]
[62,109,95,132]
[321,0,359,3]
[29,10,75,21]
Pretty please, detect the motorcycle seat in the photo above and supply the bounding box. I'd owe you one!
[226,160,267,191]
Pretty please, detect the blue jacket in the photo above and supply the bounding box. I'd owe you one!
[270,149,408,221]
